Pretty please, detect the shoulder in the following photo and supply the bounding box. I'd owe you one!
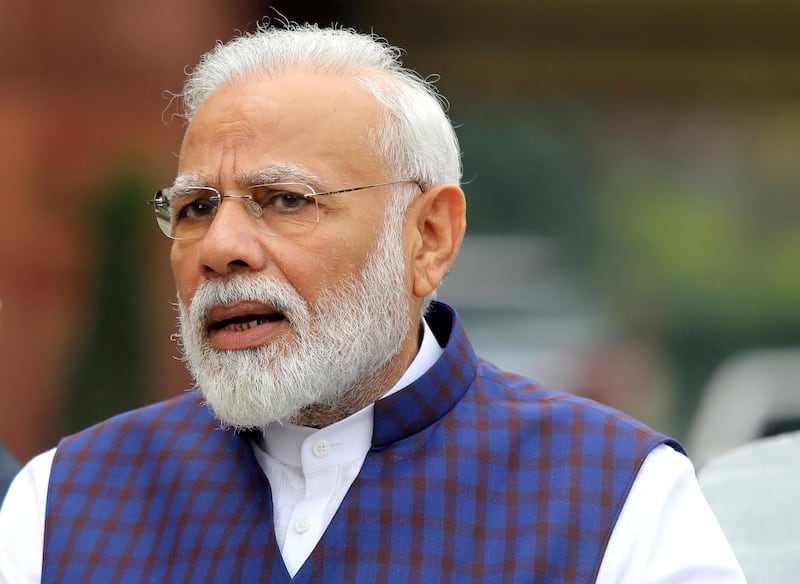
[700,430,800,525]
[429,301,681,453]
[702,429,800,475]
[474,360,683,454]
[697,431,800,581]
[55,392,214,460]
[0,443,20,497]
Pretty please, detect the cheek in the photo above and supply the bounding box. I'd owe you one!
[166,230,381,308]
[284,237,373,299]
[282,249,350,301]
[170,244,199,306]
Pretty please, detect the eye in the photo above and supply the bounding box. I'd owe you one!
[173,188,220,220]
[183,199,217,219]
[254,185,314,212]
[270,192,310,209]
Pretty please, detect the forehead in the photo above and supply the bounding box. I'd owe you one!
[177,70,387,186]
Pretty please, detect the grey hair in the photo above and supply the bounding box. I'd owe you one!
[180,22,462,203]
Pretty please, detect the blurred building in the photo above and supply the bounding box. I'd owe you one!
[2,1,799,461]
[441,235,674,431]
[0,1,257,460]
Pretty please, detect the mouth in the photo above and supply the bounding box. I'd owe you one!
[205,301,288,350]
[209,312,285,333]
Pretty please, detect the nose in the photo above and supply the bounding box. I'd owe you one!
[195,196,269,277]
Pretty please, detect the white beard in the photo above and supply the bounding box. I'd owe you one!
[176,216,411,430]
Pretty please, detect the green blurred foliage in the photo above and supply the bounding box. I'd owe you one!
[590,168,800,421]
[455,101,800,424]
[61,169,154,436]
[455,102,594,248]
[592,174,800,336]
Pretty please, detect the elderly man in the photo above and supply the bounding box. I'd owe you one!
[0,23,744,583]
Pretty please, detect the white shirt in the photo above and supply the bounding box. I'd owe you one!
[0,321,745,582]
[253,318,443,576]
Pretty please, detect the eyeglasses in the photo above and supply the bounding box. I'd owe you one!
[147,179,420,240]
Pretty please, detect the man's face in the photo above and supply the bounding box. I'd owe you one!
[170,71,422,427]
[172,70,406,327]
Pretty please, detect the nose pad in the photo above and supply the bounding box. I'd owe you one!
[210,195,289,238]
[245,198,263,217]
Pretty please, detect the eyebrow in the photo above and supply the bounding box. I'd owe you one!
[172,173,206,190]
[171,164,323,191]
[239,164,322,187]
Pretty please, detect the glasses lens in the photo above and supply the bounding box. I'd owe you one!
[250,183,319,237]
[151,191,175,238]
[164,187,220,240]
[151,184,320,240]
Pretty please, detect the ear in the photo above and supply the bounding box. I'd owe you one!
[408,184,466,299]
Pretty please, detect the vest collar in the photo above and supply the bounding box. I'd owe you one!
[371,302,478,448]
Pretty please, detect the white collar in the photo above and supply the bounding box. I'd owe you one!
[259,316,444,466]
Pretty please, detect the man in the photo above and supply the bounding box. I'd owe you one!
[0,443,18,503]
[0,23,744,582]
[700,429,800,582]
[0,299,22,501]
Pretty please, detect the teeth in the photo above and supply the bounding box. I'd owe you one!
[225,319,261,332]
[214,315,282,333]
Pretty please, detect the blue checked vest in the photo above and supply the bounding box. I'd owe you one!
[44,302,681,583]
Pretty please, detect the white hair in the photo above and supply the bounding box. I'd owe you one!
[179,22,462,199]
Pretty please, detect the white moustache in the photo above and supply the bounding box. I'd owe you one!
[188,275,309,330]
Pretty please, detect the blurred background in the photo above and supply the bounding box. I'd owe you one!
[1,0,799,467]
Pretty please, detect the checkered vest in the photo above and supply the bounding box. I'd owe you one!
[43,302,680,583]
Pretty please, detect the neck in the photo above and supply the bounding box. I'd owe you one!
[289,320,422,428]
[289,370,393,428]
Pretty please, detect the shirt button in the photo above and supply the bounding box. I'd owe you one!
[295,517,311,534]
[312,440,331,458]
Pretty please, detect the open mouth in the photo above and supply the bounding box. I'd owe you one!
[205,301,287,337]
[210,312,285,333]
